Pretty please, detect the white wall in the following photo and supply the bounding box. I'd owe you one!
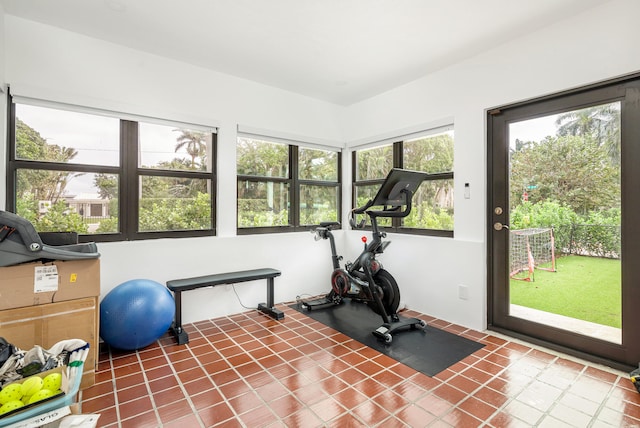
[2,0,639,330]
[97,231,344,323]
[341,0,640,329]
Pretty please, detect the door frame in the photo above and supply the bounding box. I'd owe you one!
[487,73,640,371]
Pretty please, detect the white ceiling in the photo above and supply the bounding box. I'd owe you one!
[1,0,611,105]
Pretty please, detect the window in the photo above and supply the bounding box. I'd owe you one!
[6,95,217,241]
[237,136,340,233]
[352,128,454,236]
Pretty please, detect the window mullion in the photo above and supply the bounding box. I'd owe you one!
[392,141,403,229]
[290,145,299,228]
[121,120,138,238]
[393,141,403,169]
[6,98,17,212]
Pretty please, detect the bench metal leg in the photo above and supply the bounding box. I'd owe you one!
[171,291,190,344]
[258,277,284,320]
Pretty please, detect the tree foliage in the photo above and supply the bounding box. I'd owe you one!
[403,134,454,229]
[510,135,619,215]
[555,103,620,164]
[237,139,340,227]
[139,192,211,231]
[16,119,81,204]
[237,138,288,177]
[357,145,393,181]
[299,148,337,181]
[17,195,88,233]
[403,133,454,174]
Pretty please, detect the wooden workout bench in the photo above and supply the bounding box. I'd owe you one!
[166,268,283,344]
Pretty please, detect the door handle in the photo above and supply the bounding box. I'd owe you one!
[494,222,510,231]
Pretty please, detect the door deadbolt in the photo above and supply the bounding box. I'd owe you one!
[494,207,503,215]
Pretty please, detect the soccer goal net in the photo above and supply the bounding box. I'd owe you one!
[510,228,556,282]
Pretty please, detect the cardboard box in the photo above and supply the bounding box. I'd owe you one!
[0,259,100,311]
[0,298,98,389]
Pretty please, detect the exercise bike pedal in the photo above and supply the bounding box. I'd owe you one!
[300,296,341,311]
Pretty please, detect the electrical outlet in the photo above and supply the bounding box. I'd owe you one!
[458,284,469,300]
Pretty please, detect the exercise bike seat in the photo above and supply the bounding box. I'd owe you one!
[0,210,100,267]
[319,221,340,228]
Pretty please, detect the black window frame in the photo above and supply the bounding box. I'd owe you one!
[237,139,342,235]
[6,94,217,242]
[352,140,454,238]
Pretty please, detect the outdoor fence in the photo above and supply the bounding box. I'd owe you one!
[553,224,621,259]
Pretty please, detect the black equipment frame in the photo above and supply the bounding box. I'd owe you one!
[301,168,428,343]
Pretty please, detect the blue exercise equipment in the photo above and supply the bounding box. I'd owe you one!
[100,279,175,350]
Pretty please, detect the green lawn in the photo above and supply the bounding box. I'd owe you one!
[510,255,621,328]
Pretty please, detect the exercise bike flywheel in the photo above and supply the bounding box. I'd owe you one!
[331,269,350,295]
[367,269,400,317]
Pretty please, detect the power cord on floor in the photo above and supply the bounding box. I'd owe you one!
[230,283,257,310]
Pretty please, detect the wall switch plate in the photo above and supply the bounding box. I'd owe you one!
[458,284,469,300]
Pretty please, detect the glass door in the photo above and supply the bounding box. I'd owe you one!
[508,103,621,343]
[488,76,640,368]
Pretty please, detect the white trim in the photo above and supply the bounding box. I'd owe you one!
[348,117,454,150]
[12,94,218,134]
[237,124,342,152]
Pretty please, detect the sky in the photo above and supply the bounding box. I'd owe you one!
[509,114,559,148]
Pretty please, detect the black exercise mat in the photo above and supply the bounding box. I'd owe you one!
[290,299,484,376]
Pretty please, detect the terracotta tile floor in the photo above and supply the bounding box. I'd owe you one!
[79,303,640,427]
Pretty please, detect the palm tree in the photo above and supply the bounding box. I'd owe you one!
[173,129,207,169]
[44,145,81,202]
[555,103,621,163]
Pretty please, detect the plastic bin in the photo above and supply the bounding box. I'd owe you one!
[0,348,86,428]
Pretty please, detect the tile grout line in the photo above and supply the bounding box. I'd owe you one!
[187,318,252,425]
[153,340,208,427]
[133,347,167,427]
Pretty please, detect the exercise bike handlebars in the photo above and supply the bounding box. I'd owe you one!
[366,189,413,219]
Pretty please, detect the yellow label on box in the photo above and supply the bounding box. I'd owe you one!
[70,273,78,283]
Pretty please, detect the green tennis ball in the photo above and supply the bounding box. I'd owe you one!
[20,377,43,398]
[42,373,62,391]
[0,399,24,415]
[27,389,54,404]
[0,384,23,404]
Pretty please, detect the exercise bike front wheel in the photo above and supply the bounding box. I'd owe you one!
[367,269,400,317]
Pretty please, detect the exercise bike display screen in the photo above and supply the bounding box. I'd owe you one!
[371,168,429,207]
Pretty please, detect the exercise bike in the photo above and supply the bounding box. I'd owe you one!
[301,168,428,343]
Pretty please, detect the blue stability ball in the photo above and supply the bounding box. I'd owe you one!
[100,279,175,350]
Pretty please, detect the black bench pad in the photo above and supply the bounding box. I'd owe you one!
[167,268,281,292]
